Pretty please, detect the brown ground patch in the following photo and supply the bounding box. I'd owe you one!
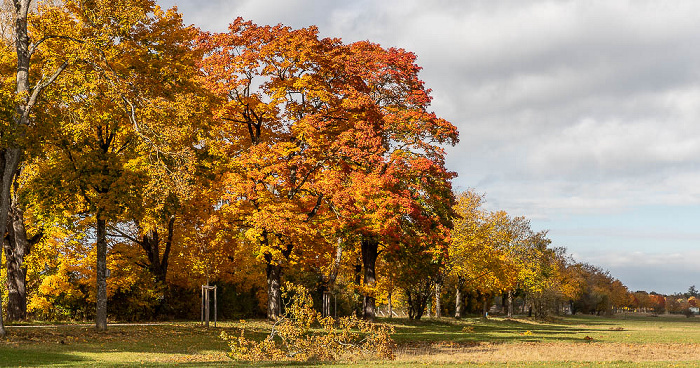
[395,342,700,363]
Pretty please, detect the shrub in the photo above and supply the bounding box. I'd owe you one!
[221,282,395,362]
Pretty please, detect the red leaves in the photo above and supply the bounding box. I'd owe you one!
[197,18,458,295]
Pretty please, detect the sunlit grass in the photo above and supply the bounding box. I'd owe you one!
[0,314,699,366]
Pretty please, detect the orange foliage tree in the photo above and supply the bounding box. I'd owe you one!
[199,18,457,319]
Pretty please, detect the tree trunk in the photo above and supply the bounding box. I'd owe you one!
[435,282,442,318]
[406,280,431,320]
[322,239,343,317]
[138,215,175,285]
[361,235,378,320]
[0,148,22,337]
[266,261,282,320]
[353,262,362,317]
[4,204,41,322]
[95,216,108,331]
[482,293,489,319]
[262,233,292,320]
[455,285,463,319]
[0,0,30,333]
[507,290,514,318]
[388,291,393,318]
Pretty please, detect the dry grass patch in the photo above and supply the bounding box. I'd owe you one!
[395,341,700,364]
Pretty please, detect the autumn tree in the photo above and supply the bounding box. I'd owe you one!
[25,0,204,330]
[322,41,457,320]
[200,19,457,320]
[570,264,629,315]
[449,191,520,318]
[0,0,69,337]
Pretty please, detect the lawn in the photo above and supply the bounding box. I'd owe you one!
[1,314,699,367]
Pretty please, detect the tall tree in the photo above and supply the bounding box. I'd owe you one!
[200,19,458,319]
[26,0,203,330]
[323,41,458,320]
[0,0,70,336]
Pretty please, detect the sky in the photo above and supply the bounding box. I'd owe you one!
[158,0,700,295]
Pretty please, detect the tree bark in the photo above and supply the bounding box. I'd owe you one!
[4,204,41,322]
[361,235,378,320]
[482,293,491,319]
[264,236,292,320]
[435,282,442,318]
[454,277,464,319]
[388,291,393,318]
[354,262,362,317]
[0,148,22,337]
[322,240,343,317]
[507,290,514,318]
[0,0,32,337]
[265,260,282,320]
[137,215,175,285]
[406,280,430,320]
[455,285,463,319]
[95,216,108,331]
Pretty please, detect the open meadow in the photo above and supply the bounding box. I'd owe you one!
[1,314,699,367]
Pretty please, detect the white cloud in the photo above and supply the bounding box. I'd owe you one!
[576,251,700,294]
[156,0,700,291]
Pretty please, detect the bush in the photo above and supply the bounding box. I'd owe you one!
[221,282,395,362]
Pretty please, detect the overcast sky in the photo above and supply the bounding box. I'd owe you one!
[159,0,700,294]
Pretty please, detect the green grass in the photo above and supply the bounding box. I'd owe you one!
[1,314,699,367]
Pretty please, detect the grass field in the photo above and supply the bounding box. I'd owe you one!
[1,314,699,367]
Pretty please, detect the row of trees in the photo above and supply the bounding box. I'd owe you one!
[0,0,637,336]
[1,0,458,335]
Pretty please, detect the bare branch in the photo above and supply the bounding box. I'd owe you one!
[22,61,67,121]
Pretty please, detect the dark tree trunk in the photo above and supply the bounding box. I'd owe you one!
[0,149,22,336]
[4,205,41,322]
[406,280,431,320]
[96,215,108,331]
[507,290,514,318]
[137,216,175,284]
[465,291,474,314]
[264,235,292,320]
[361,235,378,320]
[266,260,282,320]
[482,293,490,319]
[353,262,362,316]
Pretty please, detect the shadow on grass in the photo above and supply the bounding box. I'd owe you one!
[0,348,86,367]
[383,317,605,344]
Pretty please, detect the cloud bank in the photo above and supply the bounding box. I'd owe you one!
[159,0,700,292]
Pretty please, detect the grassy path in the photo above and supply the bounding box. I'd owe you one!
[0,314,698,367]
